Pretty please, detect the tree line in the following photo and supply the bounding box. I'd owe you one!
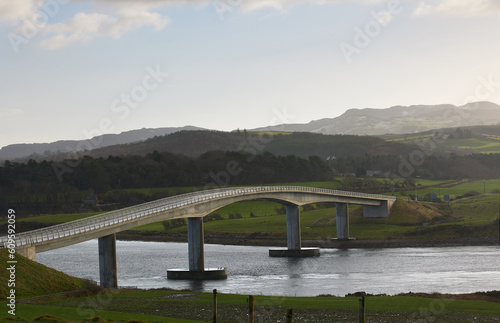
[3,146,500,216]
[0,151,332,215]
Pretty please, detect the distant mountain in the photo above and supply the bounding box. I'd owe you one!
[0,126,205,161]
[252,102,500,135]
[4,101,500,161]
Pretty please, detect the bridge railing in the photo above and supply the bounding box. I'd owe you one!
[0,186,394,248]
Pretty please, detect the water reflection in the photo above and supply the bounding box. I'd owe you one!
[188,280,205,291]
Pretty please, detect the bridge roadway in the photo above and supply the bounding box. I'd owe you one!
[2,186,396,286]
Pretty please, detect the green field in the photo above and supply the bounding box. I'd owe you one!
[437,137,500,153]
[14,303,194,323]
[411,179,500,199]
[383,128,500,154]
[10,289,500,323]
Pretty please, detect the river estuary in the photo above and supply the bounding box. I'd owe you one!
[37,240,500,297]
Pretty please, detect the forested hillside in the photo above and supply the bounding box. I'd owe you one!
[67,131,408,160]
[0,151,331,214]
[3,128,500,216]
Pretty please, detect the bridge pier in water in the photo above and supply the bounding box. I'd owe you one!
[98,234,118,288]
[335,203,351,240]
[167,217,227,280]
[269,204,320,257]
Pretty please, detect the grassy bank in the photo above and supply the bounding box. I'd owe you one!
[0,249,85,299]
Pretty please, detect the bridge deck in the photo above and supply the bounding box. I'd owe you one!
[1,186,395,252]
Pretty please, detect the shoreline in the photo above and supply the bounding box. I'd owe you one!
[116,231,499,248]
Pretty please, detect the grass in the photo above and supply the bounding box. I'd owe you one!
[13,303,199,323]
[451,195,500,224]
[13,289,500,322]
[409,179,500,199]
[121,186,204,196]
[0,212,102,226]
[268,181,344,189]
[0,249,85,299]
[384,131,500,154]
[437,137,500,153]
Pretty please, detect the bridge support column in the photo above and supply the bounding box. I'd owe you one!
[98,234,118,288]
[167,217,227,280]
[269,205,320,257]
[188,217,204,271]
[287,205,301,250]
[335,203,352,240]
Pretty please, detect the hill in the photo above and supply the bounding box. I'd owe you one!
[4,101,500,161]
[81,131,416,160]
[380,125,500,154]
[0,126,205,161]
[0,249,85,299]
[252,101,500,136]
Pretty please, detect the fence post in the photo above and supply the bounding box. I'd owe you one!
[213,289,218,323]
[358,296,365,323]
[286,308,293,323]
[248,295,254,323]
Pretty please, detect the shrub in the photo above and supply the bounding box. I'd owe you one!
[228,213,242,219]
[205,213,223,222]
[274,206,286,215]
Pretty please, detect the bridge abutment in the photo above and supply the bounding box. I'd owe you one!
[269,204,320,257]
[98,234,118,288]
[363,200,393,218]
[167,217,227,280]
[16,245,36,261]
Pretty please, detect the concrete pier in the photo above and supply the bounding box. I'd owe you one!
[335,203,350,240]
[98,234,118,288]
[269,204,320,257]
[167,217,227,280]
[286,205,301,250]
[188,217,204,271]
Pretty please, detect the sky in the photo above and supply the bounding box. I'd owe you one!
[0,0,500,149]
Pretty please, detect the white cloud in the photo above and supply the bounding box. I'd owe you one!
[38,6,169,50]
[0,0,43,24]
[414,0,500,17]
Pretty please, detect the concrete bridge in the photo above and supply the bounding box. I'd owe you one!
[1,186,395,286]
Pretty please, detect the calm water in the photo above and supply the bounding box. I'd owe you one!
[37,240,500,297]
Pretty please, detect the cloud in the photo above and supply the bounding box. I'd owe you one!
[0,0,43,24]
[39,6,169,50]
[0,0,390,51]
[414,0,500,17]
